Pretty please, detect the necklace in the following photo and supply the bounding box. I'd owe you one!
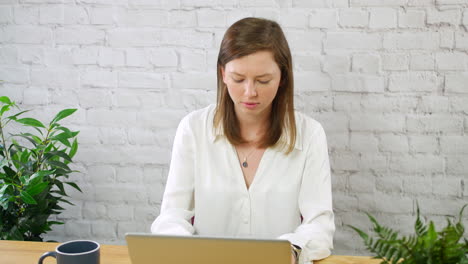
[240,147,257,168]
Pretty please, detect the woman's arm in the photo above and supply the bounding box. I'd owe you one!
[278,123,335,263]
[150,114,196,235]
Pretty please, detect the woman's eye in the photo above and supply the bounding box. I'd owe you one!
[258,80,270,84]
[233,79,244,83]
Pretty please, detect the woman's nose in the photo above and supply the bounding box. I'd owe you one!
[244,80,257,97]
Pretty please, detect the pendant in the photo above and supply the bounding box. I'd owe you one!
[242,161,248,168]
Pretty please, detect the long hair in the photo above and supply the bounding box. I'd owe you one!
[214,17,296,153]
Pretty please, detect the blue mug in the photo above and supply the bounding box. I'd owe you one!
[38,240,100,264]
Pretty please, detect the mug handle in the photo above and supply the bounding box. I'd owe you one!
[38,251,57,264]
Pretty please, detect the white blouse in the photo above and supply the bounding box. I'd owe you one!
[151,104,335,264]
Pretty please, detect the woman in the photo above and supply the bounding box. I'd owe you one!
[151,17,335,264]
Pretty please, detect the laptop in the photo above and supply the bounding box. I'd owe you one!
[125,233,292,264]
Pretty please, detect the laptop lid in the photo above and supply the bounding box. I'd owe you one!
[125,233,291,264]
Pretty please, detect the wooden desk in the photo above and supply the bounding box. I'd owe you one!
[0,240,380,264]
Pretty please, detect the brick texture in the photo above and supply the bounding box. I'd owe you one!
[1,0,466,256]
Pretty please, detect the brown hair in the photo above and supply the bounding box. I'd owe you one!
[213,17,296,153]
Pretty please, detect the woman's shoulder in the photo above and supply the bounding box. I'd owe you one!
[294,110,325,136]
[179,104,216,130]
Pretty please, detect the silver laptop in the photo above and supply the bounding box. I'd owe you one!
[125,233,291,264]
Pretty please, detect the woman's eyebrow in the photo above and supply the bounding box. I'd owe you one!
[230,71,273,78]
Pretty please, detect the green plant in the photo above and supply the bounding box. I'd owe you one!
[349,204,468,264]
[0,96,81,241]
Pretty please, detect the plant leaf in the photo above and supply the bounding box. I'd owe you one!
[0,96,12,105]
[16,117,46,128]
[69,138,78,159]
[51,109,77,124]
[20,191,37,204]
[27,182,49,196]
[65,182,82,192]
[43,151,73,163]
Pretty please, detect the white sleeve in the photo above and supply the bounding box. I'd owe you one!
[150,115,196,236]
[278,123,335,264]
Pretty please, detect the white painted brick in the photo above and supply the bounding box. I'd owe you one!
[160,29,213,48]
[179,49,206,70]
[118,71,167,89]
[171,72,215,90]
[440,29,454,49]
[99,48,125,67]
[168,10,197,27]
[384,32,440,50]
[295,54,321,71]
[108,28,159,47]
[351,0,407,6]
[197,9,226,28]
[382,53,409,71]
[239,0,277,7]
[388,72,438,92]
[350,132,379,153]
[417,95,450,113]
[292,0,328,7]
[349,173,376,193]
[99,127,127,145]
[90,7,116,25]
[82,69,118,88]
[113,91,140,108]
[323,54,350,73]
[427,8,461,26]
[64,220,92,239]
[350,113,405,132]
[87,165,115,184]
[445,73,468,93]
[39,5,64,24]
[23,87,48,105]
[108,205,134,221]
[418,197,467,216]
[309,9,337,29]
[300,94,333,112]
[286,30,322,52]
[86,109,137,127]
[143,166,165,184]
[409,135,439,154]
[331,74,384,93]
[352,54,380,74]
[30,68,79,89]
[379,133,409,153]
[376,174,403,193]
[333,94,361,112]
[447,155,468,174]
[331,153,360,171]
[440,135,468,153]
[116,166,143,183]
[226,10,253,26]
[13,6,39,24]
[463,9,468,28]
[435,52,466,71]
[407,114,464,133]
[128,128,156,145]
[129,0,179,8]
[43,46,75,66]
[294,72,331,92]
[327,132,349,152]
[117,221,149,239]
[402,175,433,195]
[408,0,435,6]
[56,27,105,45]
[72,46,99,65]
[449,96,468,113]
[0,6,12,24]
[50,89,79,109]
[279,9,308,28]
[4,26,52,44]
[410,53,435,70]
[0,45,16,64]
[390,154,444,173]
[339,9,368,28]
[432,176,463,197]
[125,48,150,67]
[148,181,166,204]
[254,9,281,21]
[361,94,418,113]
[0,84,24,104]
[74,126,100,145]
[325,32,381,51]
[92,220,117,239]
[78,89,112,109]
[369,8,397,29]
[134,205,159,222]
[137,109,186,129]
[83,202,107,220]
[398,9,426,28]
[64,6,89,25]
[0,66,29,83]
[118,9,167,27]
[359,154,389,172]
[58,201,83,220]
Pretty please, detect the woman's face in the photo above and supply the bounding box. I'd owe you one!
[221,50,281,120]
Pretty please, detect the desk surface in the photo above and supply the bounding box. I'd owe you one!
[0,240,381,264]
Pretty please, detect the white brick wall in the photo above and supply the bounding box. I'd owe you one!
[1,0,467,256]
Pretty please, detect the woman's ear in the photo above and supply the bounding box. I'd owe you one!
[220,66,227,84]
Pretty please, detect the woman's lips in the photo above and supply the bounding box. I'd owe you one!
[242,102,259,109]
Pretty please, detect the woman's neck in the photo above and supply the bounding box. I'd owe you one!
[236,110,270,144]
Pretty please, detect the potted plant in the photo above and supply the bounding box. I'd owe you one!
[349,204,468,264]
[0,96,81,241]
